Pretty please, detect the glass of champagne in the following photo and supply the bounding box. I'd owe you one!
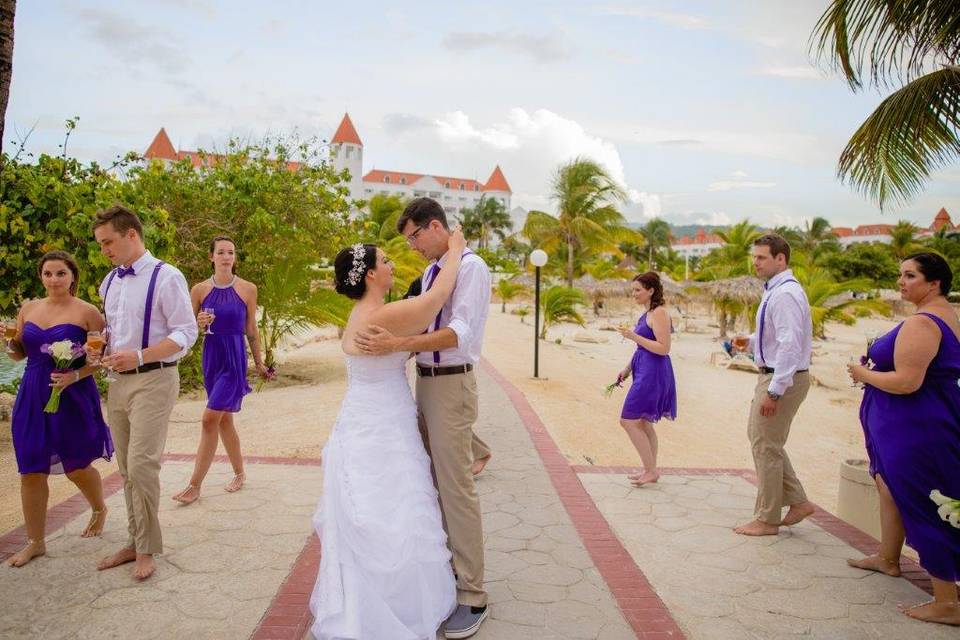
[202,307,216,335]
[732,335,749,352]
[101,327,117,382]
[86,331,105,366]
[3,320,16,354]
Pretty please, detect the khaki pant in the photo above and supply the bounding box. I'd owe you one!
[106,367,179,554]
[416,370,487,607]
[748,372,810,525]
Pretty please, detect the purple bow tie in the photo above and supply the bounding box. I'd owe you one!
[116,266,136,279]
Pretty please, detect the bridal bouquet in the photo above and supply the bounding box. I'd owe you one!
[930,490,960,528]
[41,339,86,413]
[255,365,277,393]
[603,374,625,398]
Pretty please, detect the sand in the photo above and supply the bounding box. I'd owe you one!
[0,304,897,535]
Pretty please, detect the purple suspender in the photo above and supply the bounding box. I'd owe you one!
[423,251,472,366]
[103,262,166,350]
[757,278,798,364]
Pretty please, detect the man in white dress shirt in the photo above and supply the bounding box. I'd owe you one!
[356,198,491,638]
[90,206,198,579]
[733,234,816,536]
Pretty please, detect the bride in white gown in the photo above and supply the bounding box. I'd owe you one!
[309,231,466,639]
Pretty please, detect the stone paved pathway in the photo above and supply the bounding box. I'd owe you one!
[579,470,955,639]
[0,460,321,640]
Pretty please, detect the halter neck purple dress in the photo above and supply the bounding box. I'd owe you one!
[621,311,677,422]
[859,312,960,582]
[11,322,114,474]
[201,278,252,412]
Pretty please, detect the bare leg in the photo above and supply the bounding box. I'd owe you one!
[133,553,156,580]
[173,408,225,504]
[781,500,816,526]
[902,578,960,625]
[620,419,659,485]
[847,473,904,576]
[218,413,245,492]
[6,474,48,567]
[65,465,108,537]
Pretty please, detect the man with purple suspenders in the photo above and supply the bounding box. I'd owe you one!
[89,205,198,580]
[356,197,492,639]
[732,233,816,537]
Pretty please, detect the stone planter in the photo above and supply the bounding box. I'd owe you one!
[837,458,880,539]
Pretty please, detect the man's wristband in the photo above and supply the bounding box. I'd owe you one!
[136,349,145,368]
[766,390,781,401]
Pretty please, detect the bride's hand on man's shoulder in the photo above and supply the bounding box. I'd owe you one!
[355,324,398,355]
[448,226,466,254]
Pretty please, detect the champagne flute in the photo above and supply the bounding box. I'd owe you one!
[85,330,105,366]
[202,307,216,335]
[101,327,117,383]
[3,319,16,354]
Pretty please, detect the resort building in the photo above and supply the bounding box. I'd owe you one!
[670,228,723,258]
[143,113,513,217]
[831,208,955,246]
[327,113,512,216]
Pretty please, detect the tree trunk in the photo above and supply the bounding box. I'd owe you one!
[501,300,506,313]
[0,0,15,157]
[566,237,574,288]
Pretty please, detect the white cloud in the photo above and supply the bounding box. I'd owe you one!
[618,125,831,164]
[757,64,824,80]
[593,5,709,30]
[697,211,732,225]
[731,169,749,178]
[441,31,574,63]
[71,7,190,73]
[708,180,777,192]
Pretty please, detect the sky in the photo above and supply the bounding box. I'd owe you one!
[6,0,959,231]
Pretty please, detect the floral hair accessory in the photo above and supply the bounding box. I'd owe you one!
[346,243,367,287]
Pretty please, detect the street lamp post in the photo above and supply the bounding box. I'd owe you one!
[529,249,548,379]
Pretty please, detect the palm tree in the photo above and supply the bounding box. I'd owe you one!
[889,219,923,259]
[495,278,527,313]
[925,226,960,258]
[794,266,891,337]
[362,194,407,242]
[639,218,672,269]
[459,196,513,250]
[540,286,587,339]
[381,235,427,300]
[698,219,762,279]
[0,1,15,156]
[812,1,960,208]
[522,157,630,287]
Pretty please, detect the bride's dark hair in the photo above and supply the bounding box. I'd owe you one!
[334,244,377,300]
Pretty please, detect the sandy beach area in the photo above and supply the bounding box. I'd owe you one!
[0,303,897,535]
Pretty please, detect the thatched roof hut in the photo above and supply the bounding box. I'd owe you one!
[692,275,764,304]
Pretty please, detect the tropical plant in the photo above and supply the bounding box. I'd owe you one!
[823,242,901,287]
[698,220,762,279]
[494,278,527,313]
[0,0,14,155]
[795,266,891,337]
[539,286,586,339]
[360,193,407,242]
[812,1,960,208]
[381,235,427,301]
[639,218,672,269]
[522,157,631,287]
[888,219,924,259]
[459,196,513,250]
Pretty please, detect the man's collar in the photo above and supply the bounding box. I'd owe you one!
[765,268,793,290]
[125,250,155,273]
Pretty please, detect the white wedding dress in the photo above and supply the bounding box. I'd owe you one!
[309,351,456,640]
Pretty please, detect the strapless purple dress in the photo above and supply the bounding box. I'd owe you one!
[10,322,113,474]
[859,312,960,582]
[201,280,252,412]
[621,312,677,422]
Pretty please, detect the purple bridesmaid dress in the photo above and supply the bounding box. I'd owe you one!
[621,312,677,422]
[201,278,252,412]
[859,312,960,582]
[10,322,114,474]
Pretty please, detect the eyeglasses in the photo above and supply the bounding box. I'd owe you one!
[405,225,428,246]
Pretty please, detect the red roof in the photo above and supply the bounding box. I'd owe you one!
[931,207,954,231]
[331,113,362,146]
[362,169,483,191]
[144,128,177,160]
[830,227,853,237]
[675,228,722,245]
[482,165,512,193]
[853,224,894,236]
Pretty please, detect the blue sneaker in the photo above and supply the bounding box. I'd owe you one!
[444,604,488,639]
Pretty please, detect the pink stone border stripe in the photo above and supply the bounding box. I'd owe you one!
[481,359,684,639]
[573,464,934,595]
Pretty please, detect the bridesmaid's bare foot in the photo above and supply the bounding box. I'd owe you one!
[781,501,815,526]
[132,554,156,581]
[472,456,491,476]
[630,471,660,487]
[224,473,245,493]
[846,554,901,577]
[97,547,136,571]
[81,508,108,538]
[172,485,200,505]
[5,540,46,567]
[734,519,780,536]
[900,600,960,626]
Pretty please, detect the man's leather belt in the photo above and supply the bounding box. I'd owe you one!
[759,366,808,375]
[416,363,473,377]
[118,360,179,375]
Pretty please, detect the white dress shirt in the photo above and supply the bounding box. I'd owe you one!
[416,251,492,367]
[98,251,198,361]
[748,268,813,396]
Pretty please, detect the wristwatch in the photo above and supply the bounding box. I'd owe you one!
[766,391,781,401]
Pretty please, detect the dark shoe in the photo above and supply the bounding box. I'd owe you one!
[444,604,488,639]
